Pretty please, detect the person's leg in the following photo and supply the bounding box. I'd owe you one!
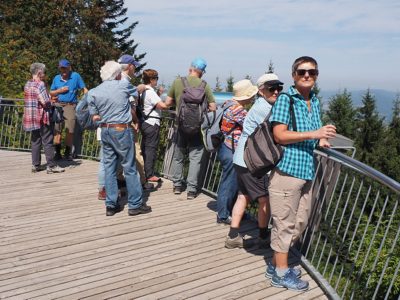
[257,196,270,246]
[31,129,42,167]
[135,140,146,185]
[53,121,62,160]
[292,180,313,243]
[63,105,76,159]
[115,128,144,210]
[216,144,237,221]
[186,145,204,194]
[170,130,186,191]
[41,124,56,168]
[101,128,119,209]
[141,122,160,179]
[97,143,106,200]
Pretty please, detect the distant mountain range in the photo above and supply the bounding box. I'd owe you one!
[319,89,399,122]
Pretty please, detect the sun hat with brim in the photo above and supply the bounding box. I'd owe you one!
[232,79,258,101]
[100,61,122,81]
[256,73,283,88]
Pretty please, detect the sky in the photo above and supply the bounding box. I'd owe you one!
[125,0,400,92]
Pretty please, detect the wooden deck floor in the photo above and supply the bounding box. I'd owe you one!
[0,150,327,300]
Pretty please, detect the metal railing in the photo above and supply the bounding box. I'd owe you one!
[1,99,399,299]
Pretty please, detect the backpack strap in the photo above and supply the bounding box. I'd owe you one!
[141,88,161,120]
[181,76,190,88]
[269,93,297,131]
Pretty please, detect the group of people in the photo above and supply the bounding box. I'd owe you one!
[23,54,336,292]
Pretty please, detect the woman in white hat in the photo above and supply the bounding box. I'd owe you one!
[216,79,257,225]
[225,73,284,250]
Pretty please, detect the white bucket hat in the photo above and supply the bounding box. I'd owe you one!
[100,61,122,81]
[256,73,284,88]
[232,79,258,101]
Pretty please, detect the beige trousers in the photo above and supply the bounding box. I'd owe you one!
[268,169,313,253]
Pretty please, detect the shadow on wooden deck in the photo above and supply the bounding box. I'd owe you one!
[0,150,327,299]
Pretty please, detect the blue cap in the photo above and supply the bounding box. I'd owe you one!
[58,59,70,68]
[118,54,140,67]
[191,58,207,72]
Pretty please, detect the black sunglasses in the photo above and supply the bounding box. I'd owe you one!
[268,85,283,93]
[296,69,319,76]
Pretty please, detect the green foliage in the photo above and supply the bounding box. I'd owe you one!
[226,74,234,92]
[214,76,223,92]
[266,60,274,73]
[324,89,357,139]
[0,0,145,96]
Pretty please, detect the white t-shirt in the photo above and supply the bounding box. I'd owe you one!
[143,85,162,126]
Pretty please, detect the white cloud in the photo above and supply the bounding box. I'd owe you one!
[124,0,400,91]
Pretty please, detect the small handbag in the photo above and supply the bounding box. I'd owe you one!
[50,106,64,123]
[244,93,297,177]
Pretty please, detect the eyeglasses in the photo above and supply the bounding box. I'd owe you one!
[296,69,319,76]
[268,85,283,93]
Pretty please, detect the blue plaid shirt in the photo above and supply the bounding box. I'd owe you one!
[270,86,322,180]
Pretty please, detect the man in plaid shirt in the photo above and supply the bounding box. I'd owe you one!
[23,62,64,174]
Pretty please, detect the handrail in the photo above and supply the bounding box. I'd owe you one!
[317,147,400,194]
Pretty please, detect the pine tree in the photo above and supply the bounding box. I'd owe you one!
[324,89,356,139]
[267,60,274,73]
[214,76,223,92]
[354,89,385,166]
[226,74,234,92]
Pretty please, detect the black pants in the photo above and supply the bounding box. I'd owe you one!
[31,124,55,167]
[140,122,160,179]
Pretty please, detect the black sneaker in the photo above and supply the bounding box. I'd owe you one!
[106,205,122,216]
[187,191,197,200]
[173,186,182,195]
[128,204,152,216]
[31,165,46,173]
[142,182,155,191]
[54,152,63,161]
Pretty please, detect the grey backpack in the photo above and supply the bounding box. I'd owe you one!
[201,101,236,152]
[177,77,208,135]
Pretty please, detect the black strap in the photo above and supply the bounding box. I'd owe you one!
[268,93,297,131]
[181,76,206,89]
[141,88,161,120]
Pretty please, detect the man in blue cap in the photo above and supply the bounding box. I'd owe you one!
[165,58,216,200]
[50,59,88,160]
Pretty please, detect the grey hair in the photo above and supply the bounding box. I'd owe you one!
[30,63,46,75]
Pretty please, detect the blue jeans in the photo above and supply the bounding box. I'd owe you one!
[216,143,238,219]
[101,127,143,209]
[98,143,105,189]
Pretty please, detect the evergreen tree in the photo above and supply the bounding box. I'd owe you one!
[0,0,145,95]
[324,89,356,139]
[214,76,223,92]
[267,60,274,73]
[244,75,252,83]
[354,89,385,166]
[226,74,234,92]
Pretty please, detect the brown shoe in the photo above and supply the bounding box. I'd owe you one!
[98,187,106,200]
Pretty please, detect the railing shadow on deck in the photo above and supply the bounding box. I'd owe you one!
[1,98,399,300]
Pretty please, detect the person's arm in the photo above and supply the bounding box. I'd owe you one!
[50,86,69,97]
[273,123,336,145]
[205,84,216,111]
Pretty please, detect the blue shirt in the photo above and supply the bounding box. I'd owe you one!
[87,80,135,124]
[233,97,272,167]
[270,86,322,180]
[50,71,86,103]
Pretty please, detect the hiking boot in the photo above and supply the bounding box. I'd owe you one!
[187,191,197,200]
[128,204,152,216]
[142,182,155,191]
[258,236,270,249]
[173,186,182,195]
[98,187,106,200]
[147,176,162,183]
[225,234,255,249]
[271,269,309,291]
[217,216,232,225]
[46,165,65,174]
[265,262,301,279]
[31,165,46,173]
[106,204,122,216]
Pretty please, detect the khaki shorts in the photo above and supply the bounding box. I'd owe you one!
[268,169,313,253]
[54,103,76,133]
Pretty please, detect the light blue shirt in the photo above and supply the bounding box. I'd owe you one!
[233,97,272,167]
[50,71,86,103]
[88,80,134,124]
[270,86,322,180]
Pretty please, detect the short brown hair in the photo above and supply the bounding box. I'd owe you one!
[142,69,158,84]
[291,56,318,75]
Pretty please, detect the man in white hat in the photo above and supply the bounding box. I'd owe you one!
[88,61,151,217]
